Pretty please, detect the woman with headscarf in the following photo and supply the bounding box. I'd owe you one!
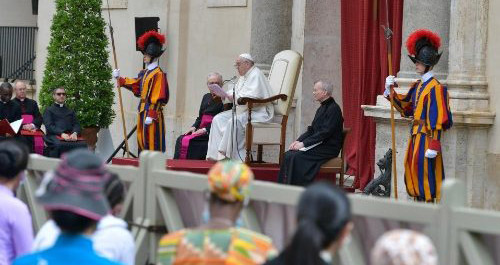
[156,160,277,265]
[265,181,353,265]
[0,140,32,265]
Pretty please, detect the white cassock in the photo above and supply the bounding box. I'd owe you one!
[206,66,274,161]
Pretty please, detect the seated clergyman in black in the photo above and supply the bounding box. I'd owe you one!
[277,80,343,186]
[43,87,87,157]
[0,82,23,142]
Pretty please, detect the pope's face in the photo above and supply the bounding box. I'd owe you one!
[234,58,251,76]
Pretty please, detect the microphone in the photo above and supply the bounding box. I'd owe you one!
[223,76,238,84]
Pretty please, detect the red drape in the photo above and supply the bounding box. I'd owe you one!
[340,0,403,189]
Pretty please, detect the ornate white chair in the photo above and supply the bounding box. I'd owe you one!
[239,50,303,164]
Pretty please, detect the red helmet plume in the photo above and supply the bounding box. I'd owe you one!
[405,29,441,56]
[137,31,166,50]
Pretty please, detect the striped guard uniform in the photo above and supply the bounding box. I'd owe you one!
[391,75,453,202]
[119,66,169,152]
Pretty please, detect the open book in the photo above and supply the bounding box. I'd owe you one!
[208,84,230,99]
[299,141,322,152]
[0,119,23,136]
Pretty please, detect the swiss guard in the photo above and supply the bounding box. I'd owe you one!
[113,31,169,152]
[384,29,453,202]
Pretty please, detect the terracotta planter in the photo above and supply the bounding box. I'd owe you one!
[82,127,100,151]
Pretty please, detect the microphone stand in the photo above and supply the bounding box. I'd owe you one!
[229,77,238,160]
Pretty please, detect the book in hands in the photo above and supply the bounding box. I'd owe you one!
[299,141,322,152]
[208,84,229,99]
[0,119,23,136]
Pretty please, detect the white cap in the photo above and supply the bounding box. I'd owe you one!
[239,53,254,62]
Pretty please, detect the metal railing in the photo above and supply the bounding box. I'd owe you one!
[0,26,37,81]
[21,151,500,265]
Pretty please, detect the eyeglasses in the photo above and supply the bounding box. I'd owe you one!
[207,81,221,85]
[56,93,66,96]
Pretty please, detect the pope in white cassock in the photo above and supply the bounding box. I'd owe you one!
[206,53,274,161]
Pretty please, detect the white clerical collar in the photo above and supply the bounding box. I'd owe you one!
[147,62,158,71]
[17,98,25,102]
[421,71,434,83]
[56,103,64,107]
[0,101,7,104]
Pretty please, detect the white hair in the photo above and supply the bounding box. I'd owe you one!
[314,80,333,95]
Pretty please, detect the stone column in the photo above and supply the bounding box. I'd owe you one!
[249,0,293,162]
[363,0,495,206]
[250,0,292,72]
[397,0,451,80]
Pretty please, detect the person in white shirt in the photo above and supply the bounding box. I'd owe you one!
[32,173,135,265]
[206,53,274,161]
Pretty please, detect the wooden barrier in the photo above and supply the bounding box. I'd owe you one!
[22,151,500,265]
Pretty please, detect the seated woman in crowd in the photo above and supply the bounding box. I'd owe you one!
[174,72,224,160]
[371,229,438,265]
[265,181,353,265]
[0,140,32,265]
[14,149,120,265]
[156,160,276,264]
[32,172,135,265]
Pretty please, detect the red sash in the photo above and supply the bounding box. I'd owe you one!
[179,114,214,159]
[20,114,44,155]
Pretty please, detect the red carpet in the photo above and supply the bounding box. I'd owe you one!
[112,158,337,183]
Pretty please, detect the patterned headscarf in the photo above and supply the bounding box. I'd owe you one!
[207,160,253,203]
[371,229,438,265]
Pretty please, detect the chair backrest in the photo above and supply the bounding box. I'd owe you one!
[267,50,303,116]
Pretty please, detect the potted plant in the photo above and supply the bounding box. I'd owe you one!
[39,0,115,151]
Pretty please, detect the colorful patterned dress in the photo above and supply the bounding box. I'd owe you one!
[157,228,277,265]
[391,76,452,202]
[119,66,169,152]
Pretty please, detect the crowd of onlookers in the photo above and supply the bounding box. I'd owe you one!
[0,139,438,265]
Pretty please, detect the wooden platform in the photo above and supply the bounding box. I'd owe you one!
[112,158,338,183]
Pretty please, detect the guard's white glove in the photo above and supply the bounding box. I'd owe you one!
[144,117,153,125]
[384,75,395,97]
[425,149,438,159]
[112,69,120,79]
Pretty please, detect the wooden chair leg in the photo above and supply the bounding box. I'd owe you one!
[279,144,284,165]
[257,145,263,162]
[339,171,344,187]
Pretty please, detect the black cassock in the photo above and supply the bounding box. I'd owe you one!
[174,93,224,159]
[0,100,22,122]
[14,98,44,153]
[43,103,87,157]
[278,97,343,186]
[0,100,26,145]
